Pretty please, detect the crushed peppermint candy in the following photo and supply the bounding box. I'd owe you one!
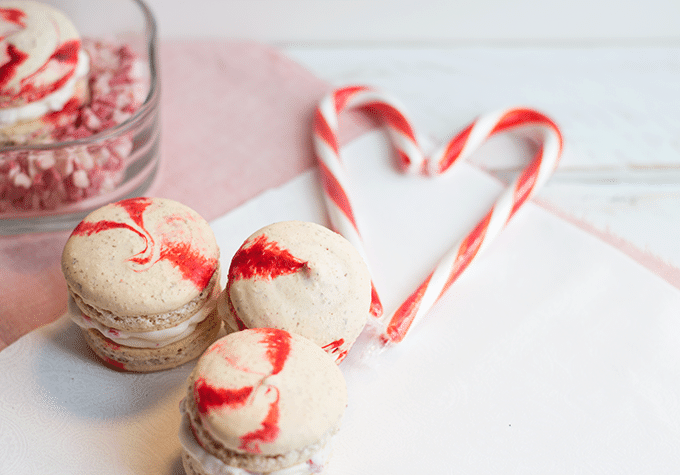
[0,39,149,213]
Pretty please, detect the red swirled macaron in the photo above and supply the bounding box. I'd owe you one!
[61,197,222,372]
[0,0,90,142]
[218,220,372,363]
[180,328,347,474]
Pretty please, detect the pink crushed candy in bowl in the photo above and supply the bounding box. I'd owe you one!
[0,0,160,235]
[1,41,146,210]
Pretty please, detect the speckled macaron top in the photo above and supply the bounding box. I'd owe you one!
[188,328,347,456]
[61,197,219,324]
[221,221,371,361]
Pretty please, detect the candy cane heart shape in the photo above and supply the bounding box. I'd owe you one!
[312,85,564,347]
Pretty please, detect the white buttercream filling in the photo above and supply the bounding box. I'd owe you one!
[178,402,329,475]
[0,49,90,126]
[68,294,214,348]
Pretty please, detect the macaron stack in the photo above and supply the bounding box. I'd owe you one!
[218,220,371,363]
[179,328,347,475]
[0,0,91,145]
[62,205,370,472]
[62,197,222,372]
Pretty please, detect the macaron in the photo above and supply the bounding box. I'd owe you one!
[179,328,347,474]
[62,197,222,372]
[217,220,371,363]
[0,0,90,144]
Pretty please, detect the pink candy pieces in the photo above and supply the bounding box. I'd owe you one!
[313,85,563,346]
[50,40,147,142]
[0,143,125,211]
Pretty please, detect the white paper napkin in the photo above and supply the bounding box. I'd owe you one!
[1,131,679,474]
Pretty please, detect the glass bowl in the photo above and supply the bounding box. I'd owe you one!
[0,0,160,235]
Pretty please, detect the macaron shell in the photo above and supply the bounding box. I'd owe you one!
[191,328,347,456]
[227,221,370,360]
[62,197,219,317]
[0,1,81,107]
[180,451,208,475]
[0,75,88,145]
[82,308,222,372]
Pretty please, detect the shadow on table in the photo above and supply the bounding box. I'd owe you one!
[35,315,193,421]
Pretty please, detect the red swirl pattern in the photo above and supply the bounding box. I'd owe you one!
[71,197,217,290]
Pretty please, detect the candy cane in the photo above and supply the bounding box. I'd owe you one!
[313,85,563,346]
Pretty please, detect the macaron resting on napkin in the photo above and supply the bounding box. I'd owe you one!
[61,197,222,372]
[218,220,371,363]
[179,328,347,474]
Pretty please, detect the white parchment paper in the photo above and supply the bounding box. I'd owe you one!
[1,132,679,474]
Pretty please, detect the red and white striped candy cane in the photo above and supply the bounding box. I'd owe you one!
[313,85,563,346]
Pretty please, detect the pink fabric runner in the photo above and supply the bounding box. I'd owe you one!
[0,40,370,351]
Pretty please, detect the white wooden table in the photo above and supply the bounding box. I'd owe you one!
[146,0,680,274]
